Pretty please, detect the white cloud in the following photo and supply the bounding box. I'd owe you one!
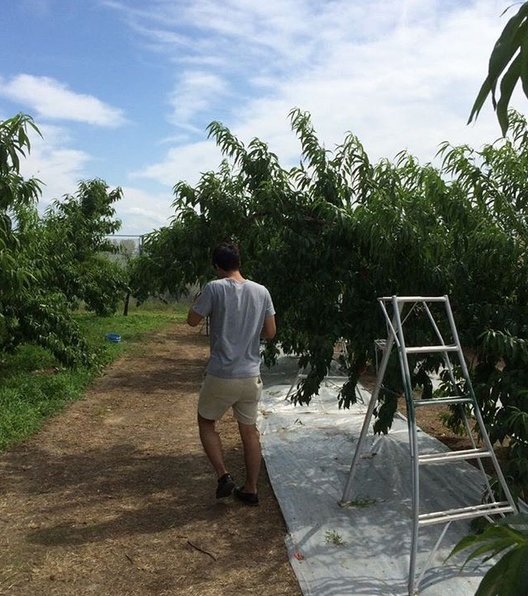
[0,74,126,127]
[16,124,170,234]
[18,123,91,208]
[133,139,223,188]
[14,122,169,234]
[123,0,513,190]
[169,71,229,127]
[114,186,174,234]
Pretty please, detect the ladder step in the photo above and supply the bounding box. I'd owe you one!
[405,345,458,354]
[419,502,514,527]
[419,448,491,464]
[414,396,473,407]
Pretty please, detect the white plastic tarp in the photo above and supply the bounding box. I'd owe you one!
[259,357,493,596]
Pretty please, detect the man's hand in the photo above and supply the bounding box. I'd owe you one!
[187,308,203,327]
[187,291,204,327]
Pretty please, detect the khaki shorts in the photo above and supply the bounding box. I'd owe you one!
[198,374,263,425]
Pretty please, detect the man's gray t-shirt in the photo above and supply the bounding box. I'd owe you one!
[193,278,275,378]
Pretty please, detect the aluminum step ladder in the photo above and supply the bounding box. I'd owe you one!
[340,295,517,595]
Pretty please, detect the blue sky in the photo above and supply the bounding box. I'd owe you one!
[0,0,522,234]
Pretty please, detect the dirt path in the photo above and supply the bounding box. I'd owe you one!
[0,324,300,596]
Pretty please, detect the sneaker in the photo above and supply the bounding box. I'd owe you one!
[233,486,259,506]
[216,473,235,498]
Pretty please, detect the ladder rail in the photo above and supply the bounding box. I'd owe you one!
[379,299,401,350]
[415,521,452,591]
[422,300,447,345]
[400,300,420,328]
[444,297,517,512]
[391,297,422,595]
[459,402,497,504]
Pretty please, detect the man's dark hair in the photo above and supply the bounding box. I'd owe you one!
[212,242,241,271]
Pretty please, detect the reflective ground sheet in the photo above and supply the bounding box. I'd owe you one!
[259,357,493,596]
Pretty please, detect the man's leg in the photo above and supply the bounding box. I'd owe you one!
[197,413,228,478]
[237,421,261,494]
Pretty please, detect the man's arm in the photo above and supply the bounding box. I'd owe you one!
[261,315,276,339]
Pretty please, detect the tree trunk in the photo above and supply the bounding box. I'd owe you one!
[123,291,131,316]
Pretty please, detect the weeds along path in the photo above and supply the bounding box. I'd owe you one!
[0,323,299,596]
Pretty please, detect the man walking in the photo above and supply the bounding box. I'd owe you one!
[187,242,276,505]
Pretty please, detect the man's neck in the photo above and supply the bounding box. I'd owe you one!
[221,269,245,282]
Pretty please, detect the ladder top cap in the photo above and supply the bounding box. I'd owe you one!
[378,296,448,303]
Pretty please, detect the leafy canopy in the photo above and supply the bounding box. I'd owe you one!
[0,114,128,366]
[133,109,528,462]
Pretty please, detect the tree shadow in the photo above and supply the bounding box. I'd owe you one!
[8,444,237,546]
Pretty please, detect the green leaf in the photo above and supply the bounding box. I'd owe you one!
[497,54,522,135]
[519,35,528,98]
[476,546,528,596]
[468,78,494,125]
[468,3,528,127]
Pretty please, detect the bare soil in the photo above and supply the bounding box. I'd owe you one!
[0,324,301,596]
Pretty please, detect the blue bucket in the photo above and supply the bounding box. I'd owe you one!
[105,332,122,343]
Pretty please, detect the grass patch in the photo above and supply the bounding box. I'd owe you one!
[76,302,187,365]
[324,530,346,546]
[0,303,188,451]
